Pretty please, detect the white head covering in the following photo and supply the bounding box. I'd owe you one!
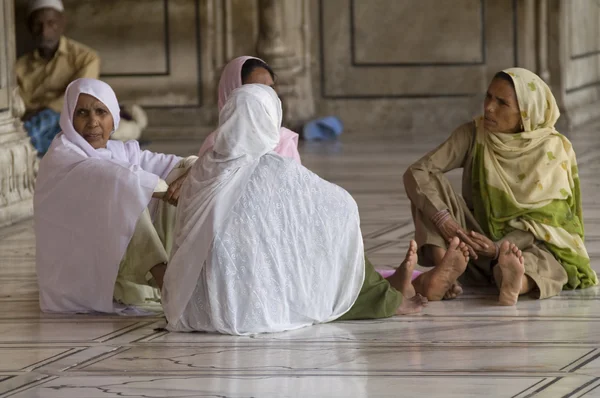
[60,78,120,158]
[163,85,365,334]
[214,83,281,160]
[28,0,64,15]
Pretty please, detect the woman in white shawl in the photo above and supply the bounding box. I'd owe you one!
[162,84,443,336]
[35,78,196,314]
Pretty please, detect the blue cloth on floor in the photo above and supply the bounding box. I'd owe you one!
[23,108,61,156]
[302,116,343,141]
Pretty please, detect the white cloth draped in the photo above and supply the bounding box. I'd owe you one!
[163,84,364,335]
[35,78,181,314]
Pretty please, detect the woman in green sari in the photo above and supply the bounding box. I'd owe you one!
[404,67,597,305]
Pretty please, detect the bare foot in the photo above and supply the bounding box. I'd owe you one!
[387,240,418,298]
[417,237,468,301]
[497,241,525,306]
[442,241,469,300]
[442,240,469,300]
[150,262,167,290]
[396,293,428,315]
[453,239,470,264]
[443,283,464,300]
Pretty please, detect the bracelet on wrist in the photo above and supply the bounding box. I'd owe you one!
[432,210,451,228]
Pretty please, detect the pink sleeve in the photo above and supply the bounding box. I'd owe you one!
[198,131,217,158]
[275,127,301,165]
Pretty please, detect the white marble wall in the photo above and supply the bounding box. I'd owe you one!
[17,0,206,105]
[11,0,600,136]
[559,0,600,126]
[312,0,519,133]
[565,0,600,96]
[311,0,600,134]
[15,0,314,137]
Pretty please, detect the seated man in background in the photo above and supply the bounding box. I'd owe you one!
[16,0,99,155]
[16,0,146,156]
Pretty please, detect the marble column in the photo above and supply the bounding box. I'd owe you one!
[0,0,38,228]
[257,0,314,131]
[516,0,537,72]
[546,0,570,132]
[536,0,550,82]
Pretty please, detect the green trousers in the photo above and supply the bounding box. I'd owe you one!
[337,256,403,320]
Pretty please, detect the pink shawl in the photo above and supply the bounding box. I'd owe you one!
[198,56,301,164]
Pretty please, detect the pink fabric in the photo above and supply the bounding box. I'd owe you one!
[217,56,252,111]
[376,269,422,281]
[35,78,181,314]
[199,56,301,164]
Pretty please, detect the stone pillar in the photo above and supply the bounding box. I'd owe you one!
[516,0,537,72]
[536,0,550,82]
[546,0,570,132]
[0,0,38,228]
[257,0,314,131]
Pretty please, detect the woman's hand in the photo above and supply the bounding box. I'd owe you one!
[457,230,497,258]
[437,218,478,260]
[163,171,189,206]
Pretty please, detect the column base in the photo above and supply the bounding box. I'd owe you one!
[0,134,37,228]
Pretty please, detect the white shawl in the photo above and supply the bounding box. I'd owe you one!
[34,78,181,313]
[163,85,364,335]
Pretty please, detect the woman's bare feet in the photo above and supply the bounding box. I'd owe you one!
[497,241,525,306]
[443,283,464,300]
[422,245,465,300]
[441,240,469,300]
[396,293,428,315]
[414,237,469,301]
[386,240,418,298]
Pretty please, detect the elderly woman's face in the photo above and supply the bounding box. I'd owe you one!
[483,78,522,134]
[73,94,114,149]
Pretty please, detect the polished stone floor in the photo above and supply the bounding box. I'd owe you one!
[2,124,600,397]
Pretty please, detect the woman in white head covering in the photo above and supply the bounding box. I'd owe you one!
[163,84,430,335]
[34,78,197,314]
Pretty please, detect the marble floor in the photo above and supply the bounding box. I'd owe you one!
[2,124,600,397]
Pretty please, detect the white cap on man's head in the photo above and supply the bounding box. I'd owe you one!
[28,0,64,16]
